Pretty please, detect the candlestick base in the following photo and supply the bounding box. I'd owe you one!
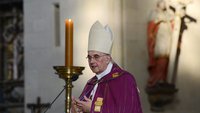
[53,66,85,113]
[54,66,84,81]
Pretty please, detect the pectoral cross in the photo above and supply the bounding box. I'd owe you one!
[27,97,51,113]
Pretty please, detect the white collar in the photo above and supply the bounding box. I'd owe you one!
[96,62,113,80]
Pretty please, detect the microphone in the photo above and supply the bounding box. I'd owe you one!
[43,85,66,113]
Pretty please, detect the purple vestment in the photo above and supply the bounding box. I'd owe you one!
[79,63,143,113]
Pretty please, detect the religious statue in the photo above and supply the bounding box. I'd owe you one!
[147,0,174,88]
[146,0,196,111]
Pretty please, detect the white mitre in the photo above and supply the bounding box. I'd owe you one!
[88,21,113,54]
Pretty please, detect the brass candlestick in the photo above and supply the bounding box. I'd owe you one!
[53,66,85,113]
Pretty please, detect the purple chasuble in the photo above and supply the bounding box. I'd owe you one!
[79,63,143,113]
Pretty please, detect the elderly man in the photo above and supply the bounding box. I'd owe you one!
[72,21,143,113]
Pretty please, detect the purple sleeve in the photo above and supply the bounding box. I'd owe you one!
[101,74,143,113]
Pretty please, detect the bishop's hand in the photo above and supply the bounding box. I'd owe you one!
[74,96,92,113]
[71,96,78,113]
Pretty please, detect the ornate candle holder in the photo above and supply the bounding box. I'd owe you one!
[53,66,85,113]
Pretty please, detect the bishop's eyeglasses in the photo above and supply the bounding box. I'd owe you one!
[86,54,108,61]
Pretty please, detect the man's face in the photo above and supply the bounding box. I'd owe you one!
[87,50,111,74]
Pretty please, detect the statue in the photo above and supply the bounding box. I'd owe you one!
[146,0,196,111]
[147,0,174,88]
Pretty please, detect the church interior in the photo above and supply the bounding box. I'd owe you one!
[0,0,200,113]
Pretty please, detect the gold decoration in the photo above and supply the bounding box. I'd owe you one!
[94,97,103,112]
[112,72,119,78]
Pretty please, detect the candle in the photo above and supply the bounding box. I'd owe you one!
[65,19,73,66]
